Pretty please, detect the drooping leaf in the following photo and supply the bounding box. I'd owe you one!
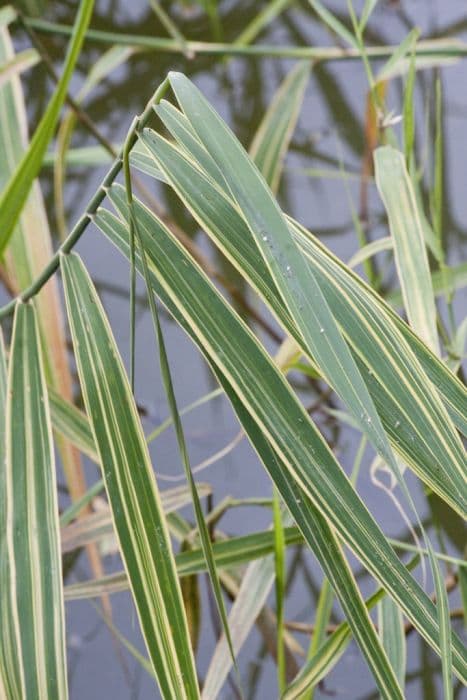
[139,129,466,514]
[93,195,467,684]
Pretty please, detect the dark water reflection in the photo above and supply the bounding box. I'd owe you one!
[15,1,467,697]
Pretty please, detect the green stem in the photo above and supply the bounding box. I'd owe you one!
[0,78,170,322]
[21,18,467,61]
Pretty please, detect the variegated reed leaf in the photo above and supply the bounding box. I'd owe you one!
[203,65,311,694]
[48,387,97,462]
[93,196,467,684]
[249,60,310,193]
[60,253,200,700]
[65,523,464,600]
[139,109,467,438]
[218,383,403,700]
[374,145,440,355]
[161,74,413,505]
[64,526,305,601]
[0,0,95,253]
[378,597,406,690]
[123,157,240,684]
[0,24,88,505]
[5,303,67,698]
[61,483,212,553]
[284,559,420,699]
[0,327,22,699]
[147,79,459,692]
[138,131,466,516]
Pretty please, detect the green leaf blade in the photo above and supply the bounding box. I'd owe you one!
[249,60,310,193]
[60,252,199,700]
[5,303,68,699]
[374,145,440,355]
[0,0,95,254]
[139,130,466,516]
[94,194,467,685]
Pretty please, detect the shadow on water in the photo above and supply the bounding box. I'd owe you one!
[13,1,467,697]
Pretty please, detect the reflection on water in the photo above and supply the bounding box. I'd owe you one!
[17,1,467,697]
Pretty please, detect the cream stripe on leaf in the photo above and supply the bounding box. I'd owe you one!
[5,303,68,699]
[144,101,466,438]
[93,196,467,684]
[374,146,440,356]
[118,127,467,517]
[0,328,22,699]
[60,253,199,700]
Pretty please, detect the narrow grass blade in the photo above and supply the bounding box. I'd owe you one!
[140,130,466,513]
[20,18,467,62]
[307,1,358,48]
[374,145,440,355]
[65,526,464,598]
[347,236,392,268]
[429,551,453,699]
[378,597,406,690]
[234,0,292,46]
[93,196,467,684]
[377,29,419,82]
[0,0,95,253]
[148,0,188,54]
[304,579,333,700]
[249,61,310,194]
[403,49,416,163]
[359,0,379,32]
[60,253,199,699]
[5,303,67,698]
[272,488,286,694]
[60,480,105,527]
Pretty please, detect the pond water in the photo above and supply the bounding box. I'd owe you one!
[10,1,467,698]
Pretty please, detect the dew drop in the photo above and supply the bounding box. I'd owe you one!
[319,327,325,334]
[394,419,401,428]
